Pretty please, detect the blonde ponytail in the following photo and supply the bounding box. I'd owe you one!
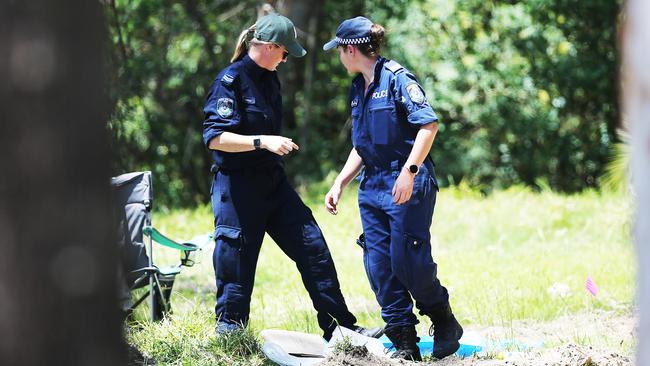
[230,24,256,63]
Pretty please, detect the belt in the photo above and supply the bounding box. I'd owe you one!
[210,162,282,175]
[363,159,406,175]
[363,157,434,175]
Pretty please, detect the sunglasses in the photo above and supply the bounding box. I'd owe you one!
[273,44,289,60]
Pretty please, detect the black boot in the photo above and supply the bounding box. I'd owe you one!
[425,302,463,359]
[384,325,422,361]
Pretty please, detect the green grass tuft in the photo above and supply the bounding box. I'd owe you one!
[331,335,355,355]
[208,328,263,359]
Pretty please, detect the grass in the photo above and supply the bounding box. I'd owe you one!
[127,182,635,364]
[127,308,270,365]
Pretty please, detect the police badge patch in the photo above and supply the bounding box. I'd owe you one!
[406,83,425,105]
[217,98,234,118]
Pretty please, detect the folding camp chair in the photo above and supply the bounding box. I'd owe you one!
[112,171,211,322]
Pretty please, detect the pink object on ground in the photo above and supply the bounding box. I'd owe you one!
[586,275,599,297]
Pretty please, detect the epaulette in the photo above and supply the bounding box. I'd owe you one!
[384,60,405,74]
[220,68,239,87]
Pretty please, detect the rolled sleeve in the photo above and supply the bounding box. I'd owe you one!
[393,73,438,126]
[202,80,240,148]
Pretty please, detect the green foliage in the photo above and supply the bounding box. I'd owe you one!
[105,0,263,207]
[601,130,630,194]
[105,0,622,206]
[376,0,621,192]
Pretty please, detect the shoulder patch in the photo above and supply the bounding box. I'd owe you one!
[384,60,404,74]
[216,98,234,118]
[406,82,425,105]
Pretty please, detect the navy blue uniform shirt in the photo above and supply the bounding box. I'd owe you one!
[350,57,438,170]
[203,55,283,169]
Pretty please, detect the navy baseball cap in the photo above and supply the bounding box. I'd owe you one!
[323,16,373,51]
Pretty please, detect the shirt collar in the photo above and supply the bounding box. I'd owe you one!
[241,54,271,79]
[373,56,387,80]
[352,56,387,94]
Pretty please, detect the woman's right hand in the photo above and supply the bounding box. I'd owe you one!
[325,181,344,215]
[261,135,300,156]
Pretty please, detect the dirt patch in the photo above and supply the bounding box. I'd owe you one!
[535,344,630,366]
[452,344,632,366]
[316,310,635,366]
[318,344,631,366]
[319,350,389,366]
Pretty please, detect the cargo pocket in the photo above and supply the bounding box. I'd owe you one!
[214,225,243,282]
[402,232,430,288]
[301,223,336,291]
[404,233,425,249]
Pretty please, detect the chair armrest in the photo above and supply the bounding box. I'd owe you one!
[143,226,205,251]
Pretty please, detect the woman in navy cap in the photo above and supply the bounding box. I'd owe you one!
[202,13,381,341]
[323,16,463,360]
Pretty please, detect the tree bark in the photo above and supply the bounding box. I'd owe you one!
[299,4,322,152]
[0,1,124,365]
[624,1,650,364]
[273,0,323,153]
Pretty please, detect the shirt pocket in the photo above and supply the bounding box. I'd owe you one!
[368,106,396,145]
[242,104,268,134]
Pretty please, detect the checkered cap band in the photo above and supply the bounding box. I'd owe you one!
[336,36,371,45]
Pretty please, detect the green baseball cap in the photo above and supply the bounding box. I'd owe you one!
[254,13,306,58]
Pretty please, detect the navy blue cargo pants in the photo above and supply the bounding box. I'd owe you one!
[211,164,357,337]
[357,162,449,328]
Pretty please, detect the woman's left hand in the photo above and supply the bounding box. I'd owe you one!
[392,170,415,205]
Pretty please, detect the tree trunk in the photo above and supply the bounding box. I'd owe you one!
[274,0,324,144]
[624,1,650,364]
[0,1,124,365]
[299,3,322,152]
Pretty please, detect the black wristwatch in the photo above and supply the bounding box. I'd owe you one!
[406,164,419,175]
[253,137,261,150]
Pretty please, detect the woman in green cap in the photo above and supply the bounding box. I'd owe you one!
[202,13,381,341]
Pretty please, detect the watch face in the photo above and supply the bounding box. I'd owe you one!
[409,165,418,174]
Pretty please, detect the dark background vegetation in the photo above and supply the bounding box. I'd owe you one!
[104,0,622,207]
